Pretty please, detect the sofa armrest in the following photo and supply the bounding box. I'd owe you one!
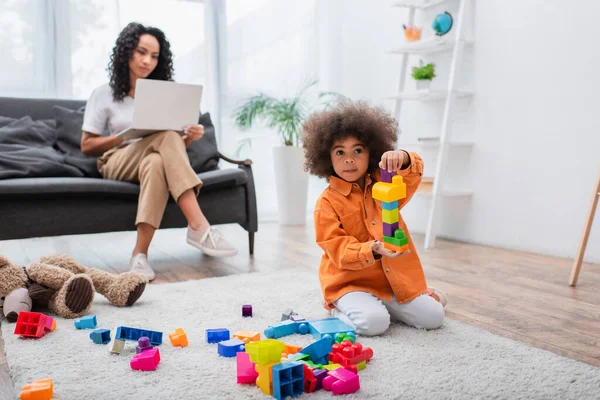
[218,152,252,166]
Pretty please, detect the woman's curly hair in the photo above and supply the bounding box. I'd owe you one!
[108,22,174,101]
[302,100,399,179]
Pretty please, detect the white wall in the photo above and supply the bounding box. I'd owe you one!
[324,0,600,263]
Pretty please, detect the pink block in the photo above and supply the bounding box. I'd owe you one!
[236,352,258,384]
[322,368,360,395]
[42,315,56,332]
[130,348,160,371]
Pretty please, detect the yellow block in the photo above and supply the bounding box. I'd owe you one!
[372,180,406,202]
[255,362,277,395]
[381,208,399,224]
[323,363,342,371]
[246,339,284,365]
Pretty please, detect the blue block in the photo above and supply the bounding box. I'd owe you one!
[382,200,399,210]
[300,338,332,364]
[74,315,97,329]
[206,328,230,343]
[272,362,304,400]
[115,326,163,345]
[218,338,245,357]
[307,318,355,343]
[89,329,111,344]
[264,320,297,339]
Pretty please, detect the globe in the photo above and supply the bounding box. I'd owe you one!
[432,12,453,36]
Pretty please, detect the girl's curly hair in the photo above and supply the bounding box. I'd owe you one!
[302,100,399,179]
[108,22,174,101]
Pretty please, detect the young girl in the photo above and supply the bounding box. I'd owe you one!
[303,100,448,336]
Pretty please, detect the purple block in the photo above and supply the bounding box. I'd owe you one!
[313,369,328,390]
[380,168,396,183]
[242,304,252,318]
[136,336,152,354]
[383,222,399,237]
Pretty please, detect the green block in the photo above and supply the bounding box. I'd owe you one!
[303,360,324,369]
[357,360,367,371]
[384,235,408,247]
[394,229,406,239]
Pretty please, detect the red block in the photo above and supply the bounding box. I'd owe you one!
[14,312,49,338]
[328,340,373,368]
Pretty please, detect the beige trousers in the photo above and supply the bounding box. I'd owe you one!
[97,130,203,229]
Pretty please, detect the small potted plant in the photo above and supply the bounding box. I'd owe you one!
[412,60,436,91]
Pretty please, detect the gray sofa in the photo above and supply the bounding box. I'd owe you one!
[0,97,257,254]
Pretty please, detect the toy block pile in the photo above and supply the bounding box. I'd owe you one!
[206,308,373,399]
[372,168,409,253]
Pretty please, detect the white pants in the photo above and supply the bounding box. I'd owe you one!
[332,291,445,336]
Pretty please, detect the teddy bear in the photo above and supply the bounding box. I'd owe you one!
[0,254,147,322]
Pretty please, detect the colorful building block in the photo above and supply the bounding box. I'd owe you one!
[169,328,188,347]
[281,308,295,321]
[384,235,408,247]
[381,200,399,210]
[242,304,252,317]
[130,348,160,371]
[323,363,342,371]
[300,337,333,365]
[307,318,355,343]
[74,315,97,330]
[380,168,396,183]
[218,338,245,357]
[255,362,277,395]
[381,208,399,224]
[313,369,328,390]
[265,320,297,339]
[328,340,374,369]
[108,338,126,354]
[90,329,111,345]
[236,352,258,384]
[322,368,360,395]
[290,314,305,322]
[246,339,284,365]
[19,378,52,400]
[334,333,355,344]
[136,337,152,354]
[383,222,399,237]
[14,312,49,338]
[287,352,310,362]
[42,315,56,332]
[232,330,260,344]
[282,344,303,358]
[115,326,162,345]
[272,362,304,400]
[372,180,406,203]
[206,328,230,343]
[302,364,317,393]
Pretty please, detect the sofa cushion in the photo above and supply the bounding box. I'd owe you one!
[0,116,56,146]
[53,105,102,178]
[187,112,220,173]
[0,168,247,198]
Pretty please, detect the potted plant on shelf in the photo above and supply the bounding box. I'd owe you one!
[412,60,436,91]
[233,80,343,225]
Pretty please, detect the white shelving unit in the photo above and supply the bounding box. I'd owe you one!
[389,0,475,249]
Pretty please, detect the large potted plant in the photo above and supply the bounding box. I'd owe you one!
[233,80,341,225]
[412,60,436,91]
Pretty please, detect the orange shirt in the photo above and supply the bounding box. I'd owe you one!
[314,152,427,310]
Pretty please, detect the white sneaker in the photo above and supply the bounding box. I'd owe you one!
[130,254,155,282]
[187,226,238,257]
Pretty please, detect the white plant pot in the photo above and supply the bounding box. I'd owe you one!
[272,146,309,225]
[416,79,432,91]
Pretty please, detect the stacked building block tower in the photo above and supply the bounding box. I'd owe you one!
[372,169,409,253]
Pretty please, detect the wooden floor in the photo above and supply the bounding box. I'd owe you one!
[1,223,599,397]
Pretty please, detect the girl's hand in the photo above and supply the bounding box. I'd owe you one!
[182,124,205,142]
[371,240,411,259]
[379,150,408,172]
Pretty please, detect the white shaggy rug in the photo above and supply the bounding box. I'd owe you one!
[2,270,600,400]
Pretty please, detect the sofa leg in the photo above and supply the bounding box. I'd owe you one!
[248,232,255,255]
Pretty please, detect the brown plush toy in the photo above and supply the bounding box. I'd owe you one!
[0,254,147,321]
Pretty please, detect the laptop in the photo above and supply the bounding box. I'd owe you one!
[116,79,203,140]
